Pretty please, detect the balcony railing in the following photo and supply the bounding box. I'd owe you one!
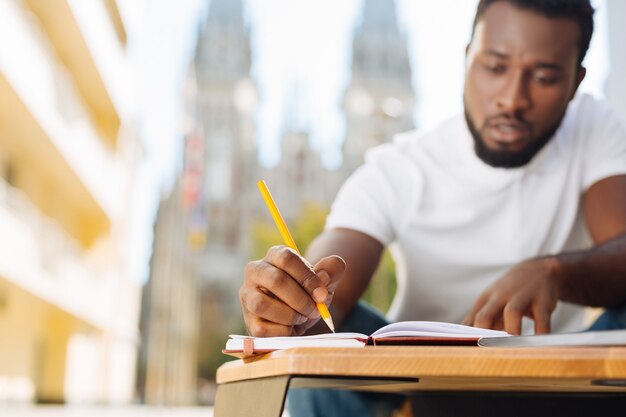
[1,0,123,227]
[0,177,110,328]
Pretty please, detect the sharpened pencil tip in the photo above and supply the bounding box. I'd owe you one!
[324,317,336,333]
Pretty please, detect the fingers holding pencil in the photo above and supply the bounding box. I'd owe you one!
[248,249,323,318]
[265,246,331,303]
[240,245,342,337]
[244,179,339,335]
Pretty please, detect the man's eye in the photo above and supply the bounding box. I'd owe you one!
[534,73,558,85]
[484,64,505,74]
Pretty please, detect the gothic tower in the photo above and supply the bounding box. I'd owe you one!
[342,0,415,173]
[192,0,258,397]
[194,0,257,281]
[259,85,343,222]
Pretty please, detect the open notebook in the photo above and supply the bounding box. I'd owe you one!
[223,321,510,358]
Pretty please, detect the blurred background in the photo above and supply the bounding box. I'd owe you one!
[0,0,624,414]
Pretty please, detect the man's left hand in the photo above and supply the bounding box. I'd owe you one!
[462,257,563,335]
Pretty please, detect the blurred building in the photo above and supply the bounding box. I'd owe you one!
[342,0,415,174]
[140,0,256,405]
[0,0,140,405]
[141,0,416,403]
[193,0,257,285]
[138,63,202,405]
[139,178,200,405]
[605,0,626,122]
[260,129,338,221]
[259,87,344,221]
[258,0,416,223]
[191,1,259,400]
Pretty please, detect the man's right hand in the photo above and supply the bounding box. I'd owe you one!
[240,245,346,337]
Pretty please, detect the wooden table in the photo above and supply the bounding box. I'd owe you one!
[215,346,626,417]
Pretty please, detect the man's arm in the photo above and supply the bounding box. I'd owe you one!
[464,175,626,335]
[556,175,626,306]
[240,227,383,336]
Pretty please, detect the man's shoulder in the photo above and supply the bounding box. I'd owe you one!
[565,93,621,127]
[360,114,466,178]
[554,93,626,155]
[570,92,611,111]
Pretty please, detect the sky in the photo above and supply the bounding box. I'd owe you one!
[130,0,609,283]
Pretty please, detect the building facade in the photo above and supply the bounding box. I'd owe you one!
[258,88,344,223]
[193,0,258,284]
[342,0,416,175]
[192,2,259,397]
[140,0,256,405]
[0,0,140,404]
[139,63,204,405]
[140,177,200,405]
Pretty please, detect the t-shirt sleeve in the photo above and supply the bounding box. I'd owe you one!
[325,143,421,246]
[582,103,626,191]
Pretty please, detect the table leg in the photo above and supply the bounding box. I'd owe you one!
[214,376,291,417]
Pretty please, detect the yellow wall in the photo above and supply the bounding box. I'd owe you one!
[0,0,139,404]
[0,278,95,403]
[38,310,74,403]
[0,74,110,248]
[0,281,44,387]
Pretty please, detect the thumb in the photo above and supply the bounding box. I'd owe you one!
[313,255,346,286]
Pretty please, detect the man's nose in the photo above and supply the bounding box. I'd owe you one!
[496,72,531,115]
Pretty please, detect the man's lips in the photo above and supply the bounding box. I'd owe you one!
[484,118,530,146]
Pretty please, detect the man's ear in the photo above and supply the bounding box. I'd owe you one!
[571,66,587,100]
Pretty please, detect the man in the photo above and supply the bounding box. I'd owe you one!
[239,0,626,415]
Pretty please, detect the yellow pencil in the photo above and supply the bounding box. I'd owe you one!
[257,179,336,333]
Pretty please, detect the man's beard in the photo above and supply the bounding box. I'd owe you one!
[464,108,563,169]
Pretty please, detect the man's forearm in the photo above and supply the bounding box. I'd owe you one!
[555,233,626,307]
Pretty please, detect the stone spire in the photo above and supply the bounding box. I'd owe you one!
[342,0,415,173]
[195,0,251,84]
[351,0,412,86]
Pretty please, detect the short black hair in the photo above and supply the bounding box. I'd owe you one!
[471,0,595,67]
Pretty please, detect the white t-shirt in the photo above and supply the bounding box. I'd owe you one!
[326,94,626,334]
